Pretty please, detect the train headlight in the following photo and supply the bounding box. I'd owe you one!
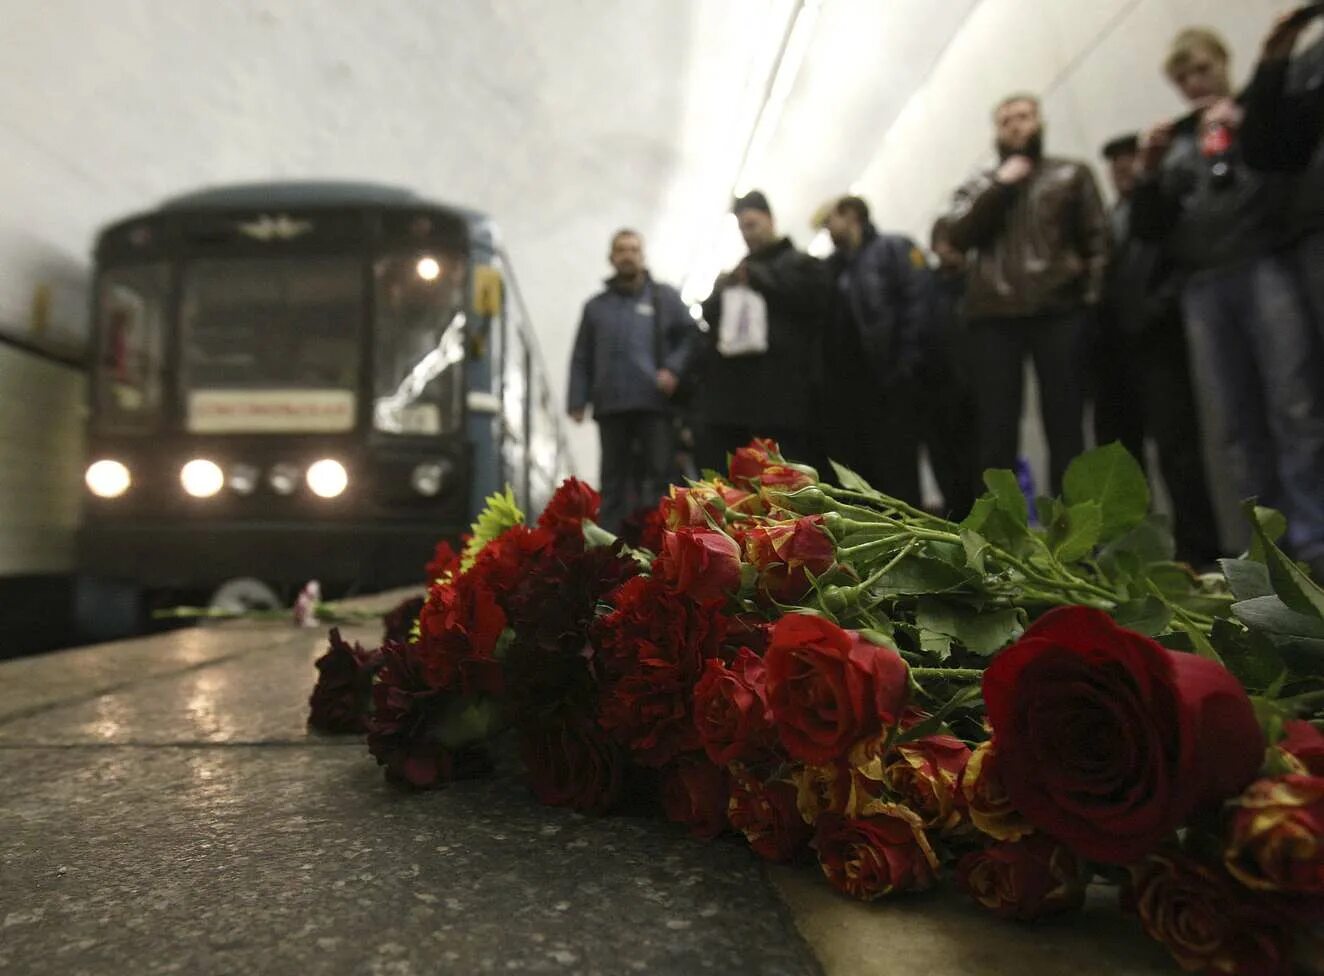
[268,462,301,496]
[181,458,224,498]
[228,463,259,496]
[410,461,451,497]
[416,256,441,281]
[86,459,131,498]
[306,458,348,499]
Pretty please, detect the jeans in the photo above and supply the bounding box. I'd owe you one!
[597,410,674,533]
[1183,255,1324,561]
[967,310,1088,496]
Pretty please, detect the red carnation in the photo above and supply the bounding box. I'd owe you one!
[537,477,601,541]
[693,648,778,765]
[765,615,909,763]
[416,576,507,693]
[727,767,813,862]
[983,606,1264,864]
[308,628,381,733]
[661,757,730,840]
[652,527,743,603]
[425,538,464,581]
[745,515,836,603]
[520,720,623,816]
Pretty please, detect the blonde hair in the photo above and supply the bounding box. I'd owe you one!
[1165,27,1230,79]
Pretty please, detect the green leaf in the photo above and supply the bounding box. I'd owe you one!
[461,486,525,570]
[917,628,953,660]
[1242,501,1324,621]
[916,597,1024,656]
[1098,514,1176,580]
[1251,695,1290,748]
[960,528,991,575]
[830,460,874,494]
[1211,618,1286,693]
[436,694,505,749]
[983,469,1027,525]
[893,683,984,746]
[1232,595,1324,640]
[963,496,1034,557]
[1063,442,1150,542]
[873,555,975,596]
[1112,596,1173,636]
[1247,505,1288,563]
[1221,558,1274,602]
[1053,501,1104,563]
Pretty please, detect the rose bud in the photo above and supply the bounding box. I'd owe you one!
[1279,720,1324,776]
[765,614,909,764]
[982,606,1264,864]
[520,721,624,816]
[1128,852,1296,976]
[1224,774,1324,895]
[727,766,813,862]
[757,465,817,507]
[745,515,837,603]
[661,757,731,840]
[729,438,782,487]
[813,805,940,901]
[956,835,1086,921]
[960,741,1034,842]
[884,733,972,834]
[652,527,743,603]
[693,648,778,765]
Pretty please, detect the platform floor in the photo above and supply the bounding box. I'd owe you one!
[0,592,1178,975]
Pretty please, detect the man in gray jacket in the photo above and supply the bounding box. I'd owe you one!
[567,229,695,532]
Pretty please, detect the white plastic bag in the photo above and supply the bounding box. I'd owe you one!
[717,285,770,358]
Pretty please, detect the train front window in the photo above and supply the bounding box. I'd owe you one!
[95,264,168,430]
[372,252,467,436]
[180,257,361,433]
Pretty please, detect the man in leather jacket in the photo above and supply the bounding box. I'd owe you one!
[1135,26,1324,573]
[945,93,1109,495]
[698,191,827,471]
[819,195,927,504]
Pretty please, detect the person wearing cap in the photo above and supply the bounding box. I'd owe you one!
[1098,134,1220,565]
[697,191,828,470]
[818,195,927,506]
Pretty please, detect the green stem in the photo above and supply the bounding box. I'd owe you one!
[910,667,985,681]
[821,485,950,527]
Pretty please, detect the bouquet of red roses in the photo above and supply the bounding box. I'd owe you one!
[310,439,1324,975]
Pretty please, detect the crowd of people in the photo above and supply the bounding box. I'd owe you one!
[566,11,1324,578]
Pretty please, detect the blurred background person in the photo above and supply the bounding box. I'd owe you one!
[1134,26,1324,577]
[567,228,695,532]
[697,191,827,472]
[1243,4,1324,348]
[921,217,979,519]
[945,93,1109,495]
[1098,134,1221,565]
[819,194,925,504]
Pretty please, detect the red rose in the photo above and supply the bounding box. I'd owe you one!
[814,807,939,900]
[729,438,782,487]
[765,615,909,763]
[662,757,730,839]
[1128,852,1295,976]
[1279,720,1324,776]
[884,733,971,833]
[756,465,816,507]
[728,766,813,862]
[960,741,1033,842]
[520,721,623,816]
[745,515,836,603]
[593,577,727,766]
[956,835,1086,921]
[537,477,601,539]
[693,648,778,765]
[653,527,743,603]
[1224,774,1324,894]
[983,606,1264,864]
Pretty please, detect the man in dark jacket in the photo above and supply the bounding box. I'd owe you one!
[1098,134,1221,565]
[818,195,925,504]
[698,191,826,471]
[1242,6,1324,350]
[945,93,1109,494]
[1135,26,1324,574]
[567,228,695,532]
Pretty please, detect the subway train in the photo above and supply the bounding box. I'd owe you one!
[77,181,571,633]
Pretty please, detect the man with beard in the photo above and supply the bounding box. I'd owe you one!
[698,191,827,471]
[944,93,1109,495]
[567,228,695,532]
[819,195,926,505]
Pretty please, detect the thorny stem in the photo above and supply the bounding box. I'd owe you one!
[910,667,985,681]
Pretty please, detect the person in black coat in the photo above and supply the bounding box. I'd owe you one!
[697,191,827,471]
[819,195,927,505]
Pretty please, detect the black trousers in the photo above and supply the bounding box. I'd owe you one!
[597,410,673,533]
[818,382,922,507]
[1110,319,1221,564]
[918,373,979,519]
[967,310,1088,497]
